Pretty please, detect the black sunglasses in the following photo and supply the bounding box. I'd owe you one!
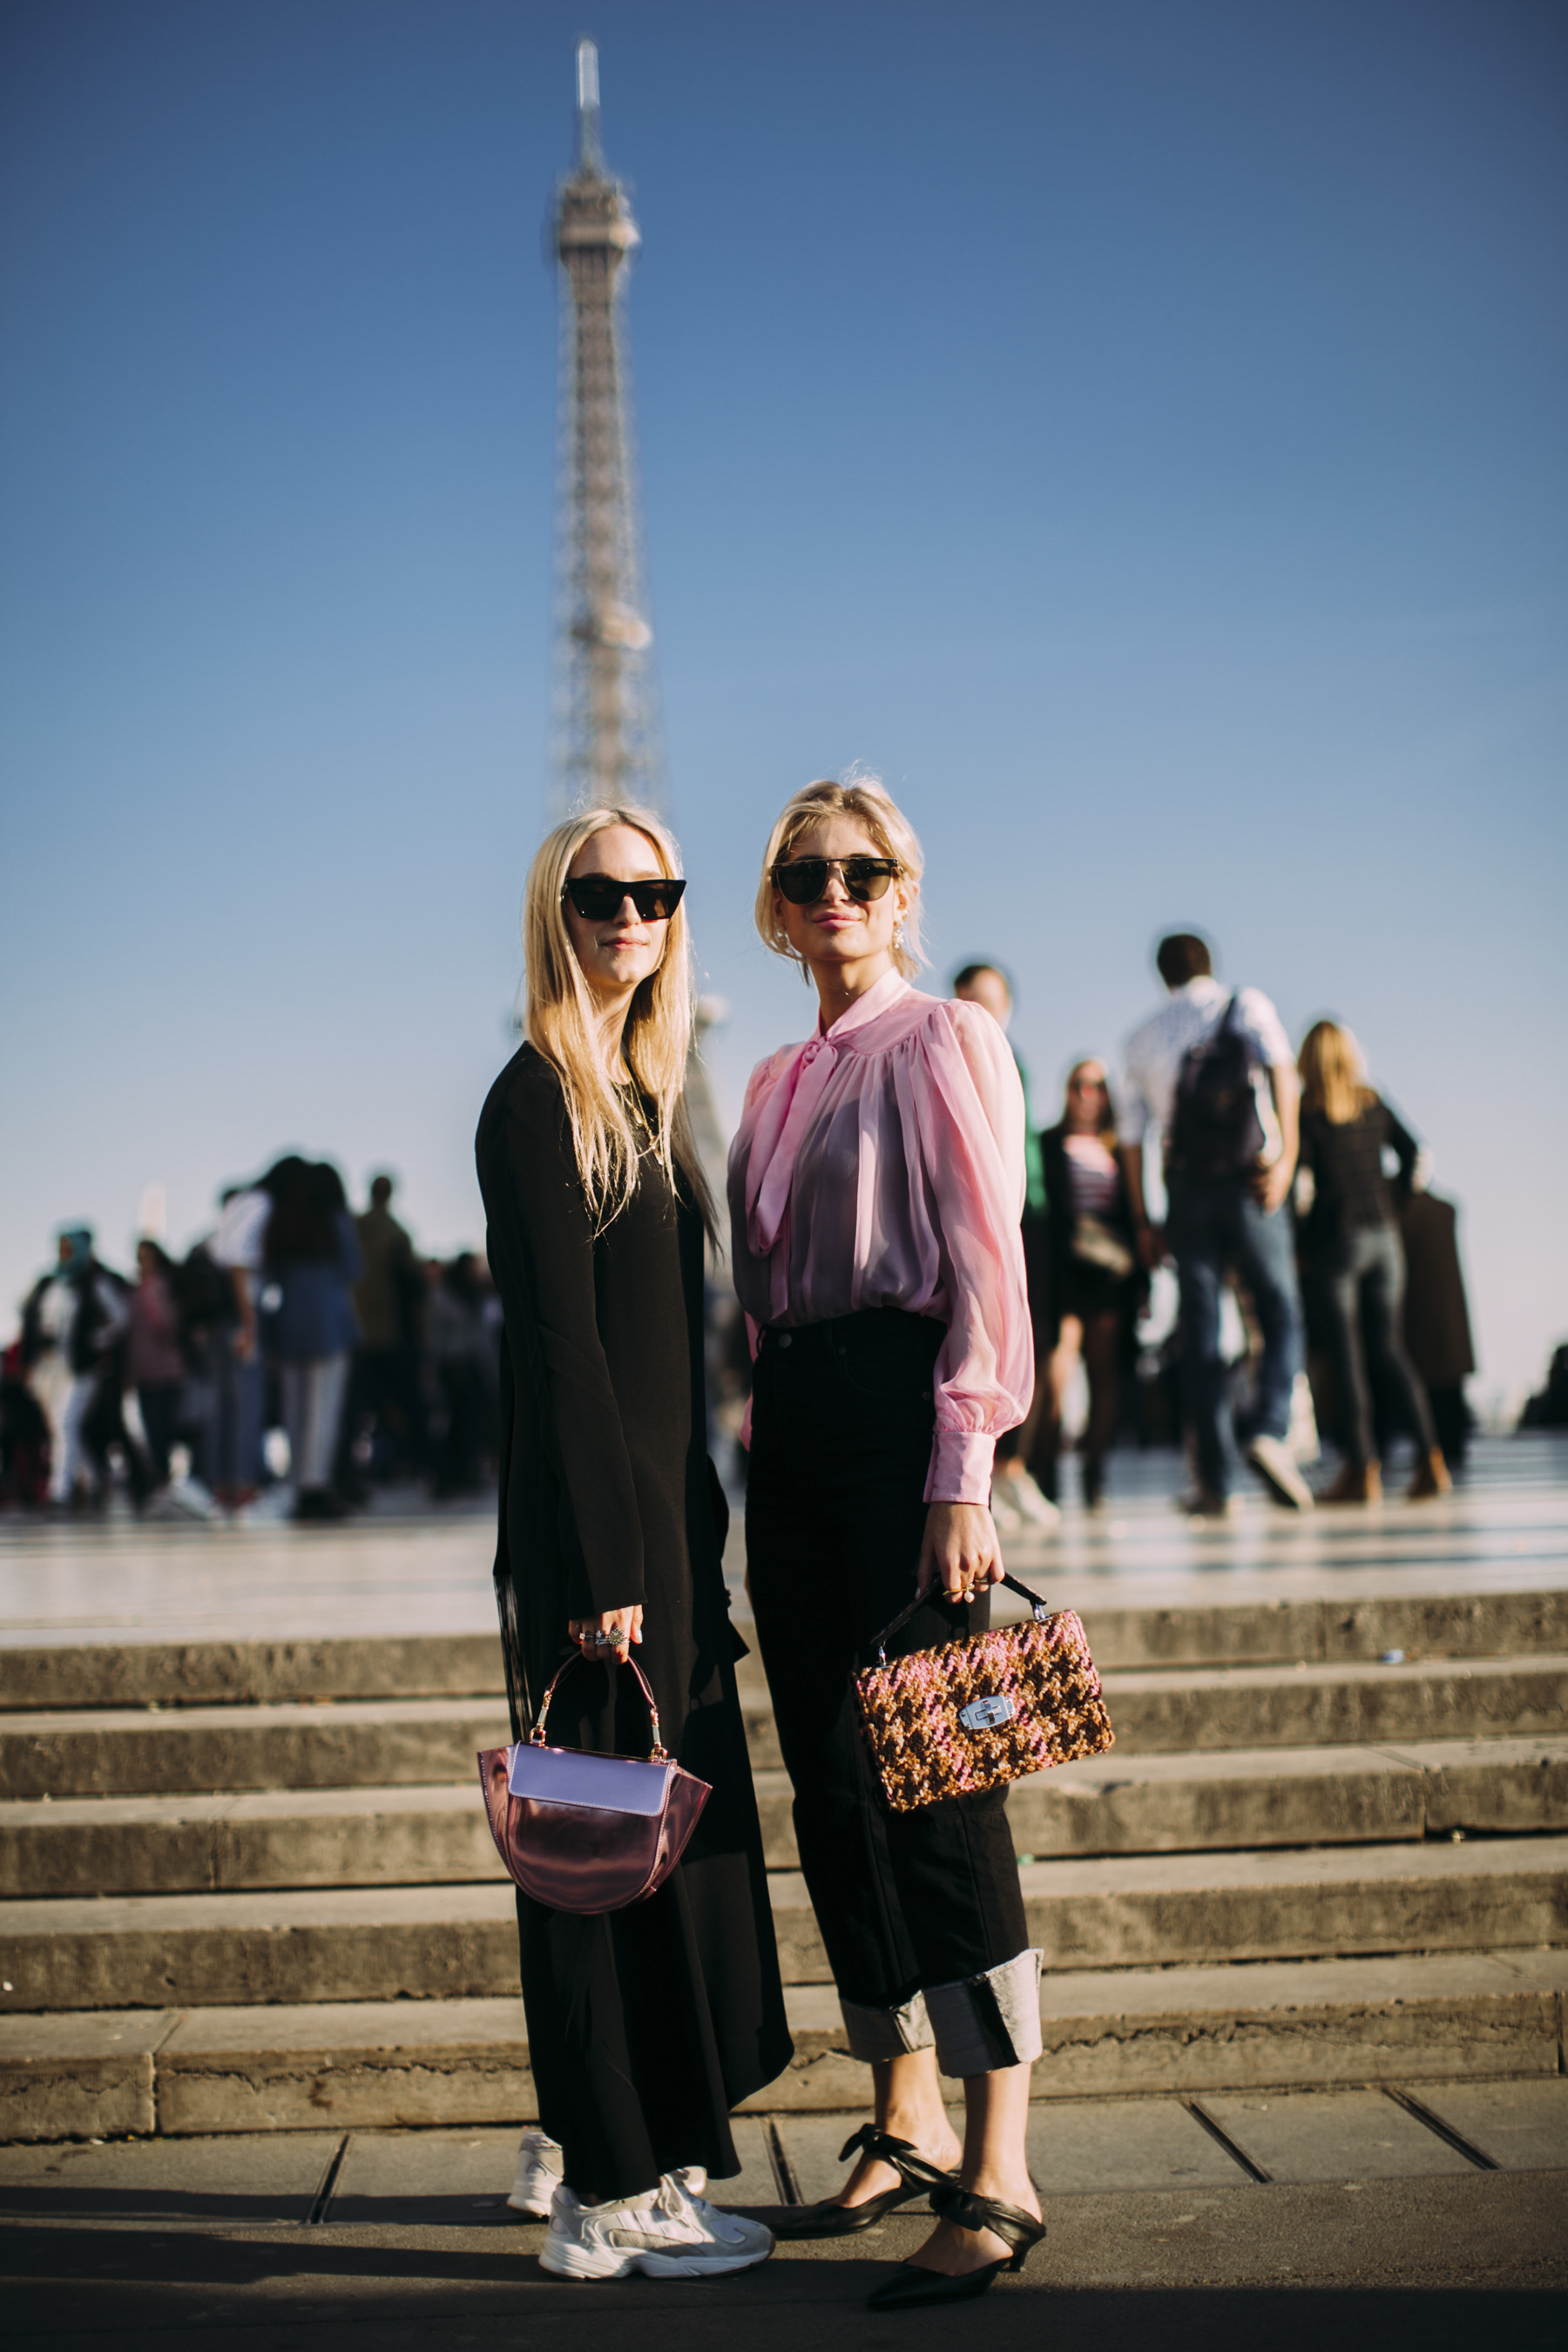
[771,855,900,906]
[563,874,686,923]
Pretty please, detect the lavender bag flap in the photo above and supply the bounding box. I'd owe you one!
[507,1740,673,1815]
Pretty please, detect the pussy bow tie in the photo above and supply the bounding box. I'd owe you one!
[746,1034,838,1256]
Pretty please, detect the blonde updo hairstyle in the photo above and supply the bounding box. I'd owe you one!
[754,771,925,982]
[522,805,714,1236]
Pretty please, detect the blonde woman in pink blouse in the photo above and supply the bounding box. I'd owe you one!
[728,775,1045,2310]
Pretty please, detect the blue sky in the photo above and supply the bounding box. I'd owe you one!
[1,0,1563,1409]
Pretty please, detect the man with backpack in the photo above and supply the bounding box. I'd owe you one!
[1119,933,1311,1517]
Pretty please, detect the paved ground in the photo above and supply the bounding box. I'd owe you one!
[1,2172,1565,2344]
[3,2085,1565,2337]
[3,1435,1567,1654]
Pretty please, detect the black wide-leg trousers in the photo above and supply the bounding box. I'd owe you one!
[746,1310,1030,2021]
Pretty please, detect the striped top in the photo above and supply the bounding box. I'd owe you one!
[1062,1132,1123,1220]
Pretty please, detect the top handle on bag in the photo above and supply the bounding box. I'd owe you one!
[867,1572,1049,1667]
[529,1646,667,1761]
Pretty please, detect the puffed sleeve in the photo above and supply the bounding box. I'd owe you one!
[910,1003,1035,1504]
[478,1054,645,1618]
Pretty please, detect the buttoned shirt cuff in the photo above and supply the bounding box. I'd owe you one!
[926,1429,997,1507]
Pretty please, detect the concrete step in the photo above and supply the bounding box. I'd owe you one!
[3,1835,1565,2011]
[3,1585,1563,1713]
[1096,1652,1568,1756]
[3,1950,1565,2140]
[0,1634,504,1713]
[760,1737,1568,1866]
[0,1784,504,1896]
[1060,1585,1568,1673]
[0,1696,513,1799]
[764,1836,1568,1984]
[7,1738,1566,1896]
[5,1653,1563,1797]
[0,1882,519,2011]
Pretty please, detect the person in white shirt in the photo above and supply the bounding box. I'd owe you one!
[1118,933,1310,1517]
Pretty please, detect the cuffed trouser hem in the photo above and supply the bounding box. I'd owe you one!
[839,1991,936,2064]
[925,1950,1043,2078]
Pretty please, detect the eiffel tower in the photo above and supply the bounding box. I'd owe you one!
[550,39,665,814]
[546,44,729,1234]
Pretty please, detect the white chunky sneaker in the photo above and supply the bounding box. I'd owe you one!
[508,2127,564,2218]
[539,2174,774,2280]
[509,2128,706,2220]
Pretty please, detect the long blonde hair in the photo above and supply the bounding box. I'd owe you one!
[1298,1019,1375,1125]
[522,806,714,1237]
[754,770,926,981]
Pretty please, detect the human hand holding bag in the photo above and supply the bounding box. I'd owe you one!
[477,1649,710,1912]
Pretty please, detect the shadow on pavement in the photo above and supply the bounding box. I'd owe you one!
[0,2220,1565,2352]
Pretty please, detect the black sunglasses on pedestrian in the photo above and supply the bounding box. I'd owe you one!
[771,855,900,905]
[563,874,686,923]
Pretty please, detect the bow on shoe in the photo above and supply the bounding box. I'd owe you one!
[929,2180,1047,2271]
[837,2126,958,2200]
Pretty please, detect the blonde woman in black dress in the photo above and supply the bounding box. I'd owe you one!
[476,806,790,2281]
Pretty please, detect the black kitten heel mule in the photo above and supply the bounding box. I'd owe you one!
[865,2180,1047,2308]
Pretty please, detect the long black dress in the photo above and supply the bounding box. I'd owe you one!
[476,1043,791,2200]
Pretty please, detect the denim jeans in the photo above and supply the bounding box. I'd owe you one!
[1317,1220,1436,1463]
[1166,1176,1304,1500]
[212,1338,265,1494]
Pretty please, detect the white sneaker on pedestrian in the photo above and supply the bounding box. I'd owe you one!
[169,1476,220,1521]
[989,1487,1024,1535]
[235,1485,294,1523]
[539,2174,774,2280]
[509,2129,706,2220]
[1247,1433,1315,1511]
[999,1467,1060,1528]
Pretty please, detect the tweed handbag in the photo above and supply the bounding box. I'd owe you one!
[853,1573,1113,1811]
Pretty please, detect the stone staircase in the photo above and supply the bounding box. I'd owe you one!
[2,1575,1565,2140]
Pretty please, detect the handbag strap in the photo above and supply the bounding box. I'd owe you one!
[864,1572,1049,1667]
[529,1646,668,1761]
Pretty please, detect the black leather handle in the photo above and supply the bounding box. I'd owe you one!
[865,1571,1048,1666]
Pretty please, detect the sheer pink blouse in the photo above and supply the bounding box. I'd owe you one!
[727,968,1035,1506]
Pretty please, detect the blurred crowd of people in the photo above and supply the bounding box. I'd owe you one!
[1,925,1522,1531]
[0,1166,502,1520]
[956,935,1479,1523]
[710,932,1487,1525]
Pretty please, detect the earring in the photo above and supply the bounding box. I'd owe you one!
[893,920,906,948]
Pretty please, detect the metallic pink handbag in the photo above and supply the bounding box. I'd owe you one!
[477,1650,710,1914]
